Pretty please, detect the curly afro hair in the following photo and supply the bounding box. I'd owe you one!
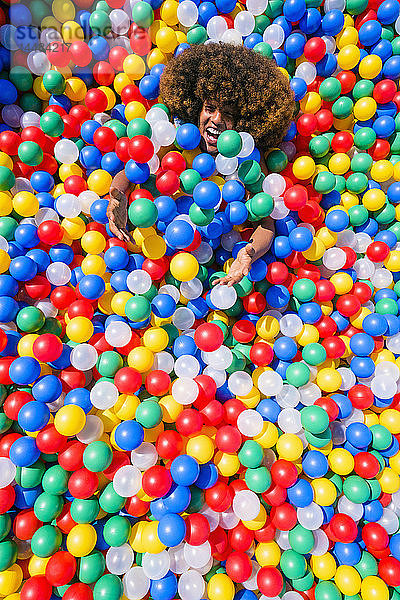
[159,42,295,153]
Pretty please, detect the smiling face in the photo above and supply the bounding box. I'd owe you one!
[198,100,235,155]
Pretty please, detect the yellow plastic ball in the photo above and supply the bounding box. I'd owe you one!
[128,346,154,372]
[28,555,49,576]
[170,253,199,281]
[156,26,178,53]
[316,227,338,248]
[59,163,82,180]
[370,159,393,182]
[328,153,351,175]
[142,327,169,353]
[81,231,106,254]
[316,367,342,393]
[81,255,107,276]
[337,45,360,70]
[328,448,354,475]
[377,467,400,493]
[99,86,116,111]
[336,26,358,48]
[380,409,400,434]
[0,250,11,274]
[54,405,86,436]
[362,188,386,211]
[292,156,316,180]
[52,0,75,22]
[67,524,97,557]
[310,553,337,580]
[311,477,337,506]
[300,92,321,114]
[141,520,166,553]
[354,97,377,121]
[66,316,94,343]
[123,54,146,80]
[13,191,39,217]
[61,20,83,42]
[302,238,326,261]
[256,315,279,340]
[385,250,400,272]
[159,394,183,423]
[255,421,279,448]
[255,541,281,567]
[111,291,132,316]
[330,271,353,294]
[62,217,86,240]
[186,434,215,463]
[147,48,168,69]
[0,192,12,216]
[242,504,267,530]
[17,334,38,358]
[114,73,132,95]
[160,0,179,24]
[142,235,167,259]
[359,55,382,79]
[0,565,23,596]
[361,576,389,600]
[125,101,147,121]
[65,77,87,101]
[87,170,112,196]
[276,433,303,461]
[296,324,319,346]
[335,565,361,596]
[214,451,240,476]
[208,574,235,600]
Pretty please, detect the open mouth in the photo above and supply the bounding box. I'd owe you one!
[205,127,222,146]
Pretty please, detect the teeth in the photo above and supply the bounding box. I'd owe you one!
[207,128,220,136]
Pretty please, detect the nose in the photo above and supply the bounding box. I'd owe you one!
[211,109,223,125]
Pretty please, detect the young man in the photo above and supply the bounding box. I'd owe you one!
[107,42,294,283]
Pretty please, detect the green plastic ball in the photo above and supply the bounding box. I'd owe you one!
[245,466,271,493]
[289,524,315,554]
[83,441,113,472]
[31,525,62,557]
[342,475,370,503]
[280,549,307,579]
[0,540,17,571]
[96,351,123,377]
[315,581,342,600]
[238,160,262,185]
[319,78,342,101]
[131,1,154,27]
[17,141,43,168]
[238,440,263,468]
[0,167,15,192]
[292,278,316,302]
[128,197,157,228]
[79,551,106,584]
[217,130,242,158]
[43,70,66,95]
[135,400,162,428]
[103,515,131,547]
[40,111,64,136]
[33,492,63,522]
[99,483,125,513]
[125,296,151,322]
[42,464,69,495]
[70,497,100,524]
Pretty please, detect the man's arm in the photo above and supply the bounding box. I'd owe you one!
[213,216,275,287]
[106,170,133,243]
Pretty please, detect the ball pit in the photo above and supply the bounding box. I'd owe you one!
[3,0,400,598]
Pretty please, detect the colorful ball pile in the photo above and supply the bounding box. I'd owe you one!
[3,0,400,598]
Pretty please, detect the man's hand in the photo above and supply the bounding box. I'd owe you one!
[212,245,254,287]
[106,189,133,244]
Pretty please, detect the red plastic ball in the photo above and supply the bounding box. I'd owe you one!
[32,334,63,362]
[242,292,266,314]
[0,130,20,154]
[4,391,32,421]
[185,512,211,546]
[114,367,142,394]
[130,26,152,56]
[205,481,233,512]
[46,42,70,68]
[270,459,298,488]
[68,468,98,499]
[336,294,361,317]
[232,320,256,343]
[336,70,356,94]
[62,583,93,600]
[0,486,15,513]
[45,551,76,586]
[145,370,170,396]
[297,113,318,137]
[93,61,115,86]
[366,241,390,262]
[93,127,117,152]
[373,79,397,103]
[378,557,400,587]
[176,409,203,436]
[85,89,108,113]
[109,47,129,70]
[20,576,52,600]
[304,37,326,62]
[283,184,308,210]
[353,451,380,478]
[362,522,389,550]
[156,169,180,194]
[13,509,42,540]
[142,465,172,498]
[229,522,254,551]
[314,396,339,421]
[36,425,67,454]
[331,131,353,153]
[270,503,297,530]
[215,425,242,453]
[161,151,187,174]
[155,430,183,460]
[321,336,346,359]
[226,551,253,583]
[329,513,358,542]
[249,341,274,366]
[316,109,334,132]
[129,135,154,162]
[257,566,283,597]
[348,384,374,410]
[194,322,224,352]
[38,221,63,245]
